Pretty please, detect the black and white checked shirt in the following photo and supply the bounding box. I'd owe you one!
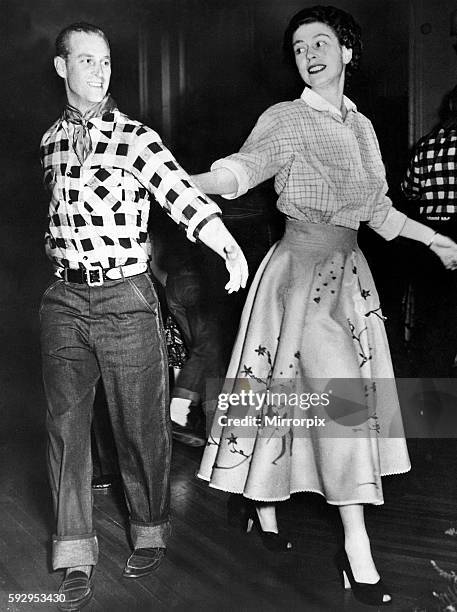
[401,128,457,228]
[41,108,221,269]
[212,88,406,240]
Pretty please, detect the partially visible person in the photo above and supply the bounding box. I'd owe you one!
[154,204,276,448]
[401,86,457,472]
[147,210,224,448]
[40,22,247,611]
[164,225,224,447]
[402,85,457,377]
[194,5,457,607]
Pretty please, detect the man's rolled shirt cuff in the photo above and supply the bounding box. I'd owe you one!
[368,207,407,240]
[210,159,250,199]
[186,205,222,242]
[130,519,171,549]
[52,533,98,570]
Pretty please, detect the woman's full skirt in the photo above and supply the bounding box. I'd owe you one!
[198,220,411,505]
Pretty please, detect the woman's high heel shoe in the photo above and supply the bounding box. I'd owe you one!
[245,506,292,552]
[335,548,392,606]
[226,495,292,552]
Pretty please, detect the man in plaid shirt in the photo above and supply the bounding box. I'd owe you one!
[40,22,247,609]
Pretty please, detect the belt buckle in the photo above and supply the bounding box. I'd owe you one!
[85,267,104,286]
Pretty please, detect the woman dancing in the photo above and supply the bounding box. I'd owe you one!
[194,5,457,606]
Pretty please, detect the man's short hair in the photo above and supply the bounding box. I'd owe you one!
[55,22,110,59]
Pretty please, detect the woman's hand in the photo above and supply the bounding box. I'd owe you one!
[430,234,457,270]
[398,219,457,270]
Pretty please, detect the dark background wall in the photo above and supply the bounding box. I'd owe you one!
[0,0,446,435]
[410,0,457,143]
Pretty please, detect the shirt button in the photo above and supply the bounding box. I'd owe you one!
[74,228,79,233]
[66,171,72,177]
[83,256,88,260]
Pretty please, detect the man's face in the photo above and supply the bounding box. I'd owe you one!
[55,31,111,112]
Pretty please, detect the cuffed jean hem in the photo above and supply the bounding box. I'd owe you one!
[171,386,200,404]
[52,533,98,570]
[130,519,171,549]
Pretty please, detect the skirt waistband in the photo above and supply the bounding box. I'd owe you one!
[283,219,358,249]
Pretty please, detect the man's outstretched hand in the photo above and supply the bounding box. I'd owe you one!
[223,243,249,293]
[198,218,248,293]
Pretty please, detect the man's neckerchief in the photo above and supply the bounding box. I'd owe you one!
[63,94,117,164]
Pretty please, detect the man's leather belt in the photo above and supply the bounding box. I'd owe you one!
[55,262,148,286]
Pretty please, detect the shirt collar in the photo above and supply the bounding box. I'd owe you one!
[300,87,357,117]
[61,109,117,139]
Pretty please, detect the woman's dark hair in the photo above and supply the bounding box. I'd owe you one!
[55,22,110,59]
[283,5,362,77]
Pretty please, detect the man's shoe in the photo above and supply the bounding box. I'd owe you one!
[171,421,206,447]
[58,570,94,611]
[122,547,166,579]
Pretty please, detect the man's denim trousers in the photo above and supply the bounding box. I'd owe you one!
[40,273,171,570]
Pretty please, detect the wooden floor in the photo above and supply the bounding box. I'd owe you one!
[1,311,457,611]
[1,425,457,611]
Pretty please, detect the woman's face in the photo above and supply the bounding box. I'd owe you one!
[292,21,352,91]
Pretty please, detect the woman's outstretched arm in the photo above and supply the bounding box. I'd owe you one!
[192,168,238,195]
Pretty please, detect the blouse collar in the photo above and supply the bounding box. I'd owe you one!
[300,87,357,118]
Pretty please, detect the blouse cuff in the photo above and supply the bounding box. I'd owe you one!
[210,158,250,199]
[368,207,407,241]
[398,217,437,246]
